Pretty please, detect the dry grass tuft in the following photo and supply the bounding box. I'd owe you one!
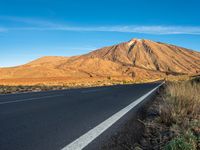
[136,78,200,150]
[159,79,200,149]
[160,81,200,126]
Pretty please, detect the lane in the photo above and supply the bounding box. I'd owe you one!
[0,86,109,103]
[63,84,162,150]
[0,83,160,150]
[0,94,64,105]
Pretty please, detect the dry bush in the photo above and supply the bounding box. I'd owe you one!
[165,130,198,150]
[166,81,200,123]
[158,80,200,149]
[160,81,200,126]
[135,78,200,150]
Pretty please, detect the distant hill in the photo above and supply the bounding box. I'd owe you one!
[0,38,200,85]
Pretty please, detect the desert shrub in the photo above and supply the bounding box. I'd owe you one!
[159,102,175,126]
[160,81,200,126]
[107,76,111,80]
[191,76,200,83]
[165,130,197,150]
[160,79,200,149]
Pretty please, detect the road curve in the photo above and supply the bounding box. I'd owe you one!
[0,82,161,150]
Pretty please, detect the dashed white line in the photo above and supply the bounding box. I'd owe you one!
[0,94,64,105]
[61,83,163,150]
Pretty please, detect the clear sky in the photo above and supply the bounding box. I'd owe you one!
[0,0,200,67]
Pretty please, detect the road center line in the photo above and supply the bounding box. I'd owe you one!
[62,83,163,150]
[0,94,64,105]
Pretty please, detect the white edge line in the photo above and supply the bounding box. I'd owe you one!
[61,82,164,150]
[0,94,64,105]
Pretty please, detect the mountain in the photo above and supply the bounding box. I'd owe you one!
[0,38,200,85]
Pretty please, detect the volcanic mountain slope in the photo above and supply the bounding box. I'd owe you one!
[85,39,200,74]
[0,39,200,81]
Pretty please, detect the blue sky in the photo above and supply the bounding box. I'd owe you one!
[0,0,200,67]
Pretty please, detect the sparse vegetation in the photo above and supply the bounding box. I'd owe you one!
[107,76,111,80]
[0,81,113,94]
[162,80,200,150]
[0,85,69,94]
[160,81,200,125]
[0,77,163,94]
[135,77,200,150]
[165,130,198,150]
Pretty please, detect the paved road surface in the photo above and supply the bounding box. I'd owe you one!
[0,83,160,150]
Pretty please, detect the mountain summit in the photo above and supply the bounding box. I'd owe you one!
[0,38,200,84]
[86,39,200,74]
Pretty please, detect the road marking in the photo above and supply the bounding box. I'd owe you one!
[61,83,163,150]
[0,94,64,105]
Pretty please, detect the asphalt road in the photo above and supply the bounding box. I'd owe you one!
[0,83,160,150]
